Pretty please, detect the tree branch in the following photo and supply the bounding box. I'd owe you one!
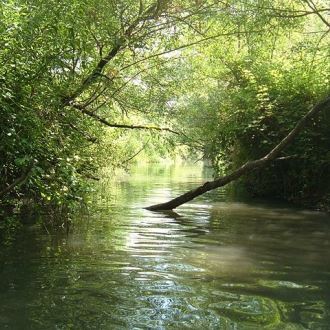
[122,138,150,164]
[120,29,265,71]
[302,0,330,27]
[146,95,330,211]
[73,104,180,134]
[0,162,35,199]
[62,2,163,105]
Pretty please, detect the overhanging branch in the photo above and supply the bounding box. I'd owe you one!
[62,2,164,105]
[146,95,330,211]
[120,29,265,71]
[73,104,180,134]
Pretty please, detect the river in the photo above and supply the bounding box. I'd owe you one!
[1,164,330,329]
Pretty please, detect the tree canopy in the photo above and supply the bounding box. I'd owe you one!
[0,0,329,212]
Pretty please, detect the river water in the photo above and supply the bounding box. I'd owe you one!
[1,164,330,329]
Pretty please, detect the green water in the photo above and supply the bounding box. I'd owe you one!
[1,164,330,329]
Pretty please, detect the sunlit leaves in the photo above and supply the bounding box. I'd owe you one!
[1,0,329,210]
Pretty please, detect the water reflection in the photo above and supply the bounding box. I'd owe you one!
[0,164,330,329]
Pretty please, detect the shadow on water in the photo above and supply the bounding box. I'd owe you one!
[1,163,330,329]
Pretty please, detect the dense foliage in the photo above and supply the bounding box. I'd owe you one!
[0,0,329,215]
[0,0,188,211]
[169,0,330,207]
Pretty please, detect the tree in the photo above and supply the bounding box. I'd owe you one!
[1,0,219,206]
[147,95,330,210]
[145,0,330,210]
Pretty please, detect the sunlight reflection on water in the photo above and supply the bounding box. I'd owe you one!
[1,164,330,329]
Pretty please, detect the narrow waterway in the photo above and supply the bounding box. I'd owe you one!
[1,164,330,329]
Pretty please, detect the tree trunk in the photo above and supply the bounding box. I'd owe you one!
[146,95,330,211]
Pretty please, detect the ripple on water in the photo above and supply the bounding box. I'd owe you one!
[209,293,281,326]
[2,164,330,329]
